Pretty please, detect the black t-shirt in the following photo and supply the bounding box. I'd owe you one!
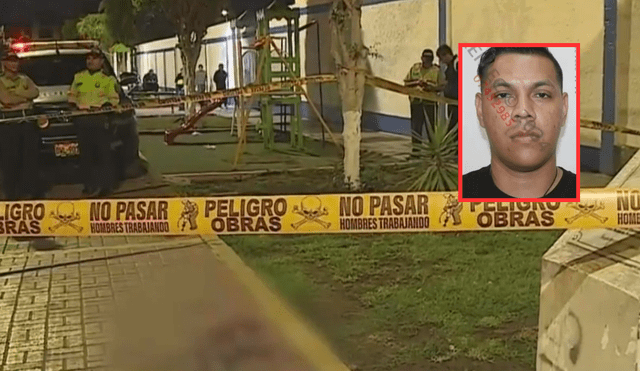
[214,70,227,89]
[462,165,577,199]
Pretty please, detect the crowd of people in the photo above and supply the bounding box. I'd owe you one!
[142,63,229,97]
[0,41,458,201]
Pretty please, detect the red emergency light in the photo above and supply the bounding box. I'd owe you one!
[9,36,31,52]
[11,42,27,52]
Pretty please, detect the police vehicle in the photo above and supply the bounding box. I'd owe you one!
[3,39,147,186]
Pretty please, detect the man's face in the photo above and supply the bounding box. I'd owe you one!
[438,52,453,65]
[2,59,19,74]
[421,53,433,66]
[474,54,569,172]
[86,54,103,71]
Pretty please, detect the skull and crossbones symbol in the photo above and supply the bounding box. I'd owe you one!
[291,196,331,230]
[49,202,83,232]
[565,201,608,224]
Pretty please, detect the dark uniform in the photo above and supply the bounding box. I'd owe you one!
[404,54,445,150]
[0,51,42,200]
[175,71,184,94]
[213,65,229,107]
[142,70,158,92]
[443,55,459,131]
[68,48,120,197]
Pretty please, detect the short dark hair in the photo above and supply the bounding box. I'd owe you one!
[436,44,453,56]
[477,47,563,91]
[422,49,434,58]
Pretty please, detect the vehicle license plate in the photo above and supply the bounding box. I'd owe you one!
[54,143,79,157]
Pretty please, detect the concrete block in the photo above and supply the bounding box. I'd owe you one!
[538,151,640,371]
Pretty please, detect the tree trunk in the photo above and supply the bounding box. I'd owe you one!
[330,0,367,190]
[178,32,202,116]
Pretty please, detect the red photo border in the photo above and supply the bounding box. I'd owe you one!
[457,42,581,202]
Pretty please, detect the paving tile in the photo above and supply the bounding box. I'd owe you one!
[0,237,330,371]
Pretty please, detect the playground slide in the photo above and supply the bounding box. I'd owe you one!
[164,99,225,145]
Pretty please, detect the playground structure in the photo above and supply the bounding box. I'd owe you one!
[165,2,314,157]
[254,2,303,150]
[163,1,345,167]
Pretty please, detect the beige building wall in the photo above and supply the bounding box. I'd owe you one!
[621,0,640,148]
[451,0,604,148]
[295,0,439,119]
[134,0,640,151]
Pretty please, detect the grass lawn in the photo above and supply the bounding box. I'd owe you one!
[137,115,608,370]
[223,231,562,371]
[166,160,611,370]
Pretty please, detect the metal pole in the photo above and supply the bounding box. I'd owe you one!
[205,42,209,79]
[438,0,447,126]
[316,20,325,145]
[600,0,618,175]
[230,21,238,134]
[163,50,167,90]
[154,52,159,82]
[238,37,245,138]
[131,47,136,75]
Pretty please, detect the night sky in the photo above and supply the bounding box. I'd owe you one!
[0,0,295,26]
[0,0,103,26]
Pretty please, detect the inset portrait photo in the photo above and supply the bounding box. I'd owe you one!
[458,43,580,202]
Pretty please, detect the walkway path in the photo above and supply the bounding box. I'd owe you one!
[0,236,349,371]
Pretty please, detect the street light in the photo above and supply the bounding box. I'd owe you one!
[222,9,228,21]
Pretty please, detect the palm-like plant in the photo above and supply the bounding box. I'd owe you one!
[401,109,458,191]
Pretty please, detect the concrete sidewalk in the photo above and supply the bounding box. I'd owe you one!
[0,236,348,371]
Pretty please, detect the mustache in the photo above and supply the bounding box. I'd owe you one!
[507,120,543,138]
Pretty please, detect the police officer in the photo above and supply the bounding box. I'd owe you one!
[0,51,42,200]
[142,69,158,92]
[437,44,459,131]
[175,68,185,94]
[404,49,445,153]
[68,47,120,197]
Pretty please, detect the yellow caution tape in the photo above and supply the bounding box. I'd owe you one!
[0,73,460,125]
[3,189,640,237]
[0,74,338,124]
[579,119,640,137]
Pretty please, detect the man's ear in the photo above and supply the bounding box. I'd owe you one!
[561,92,569,126]
[475,92,485,128]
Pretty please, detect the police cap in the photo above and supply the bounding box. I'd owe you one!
[422,49,434,59]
